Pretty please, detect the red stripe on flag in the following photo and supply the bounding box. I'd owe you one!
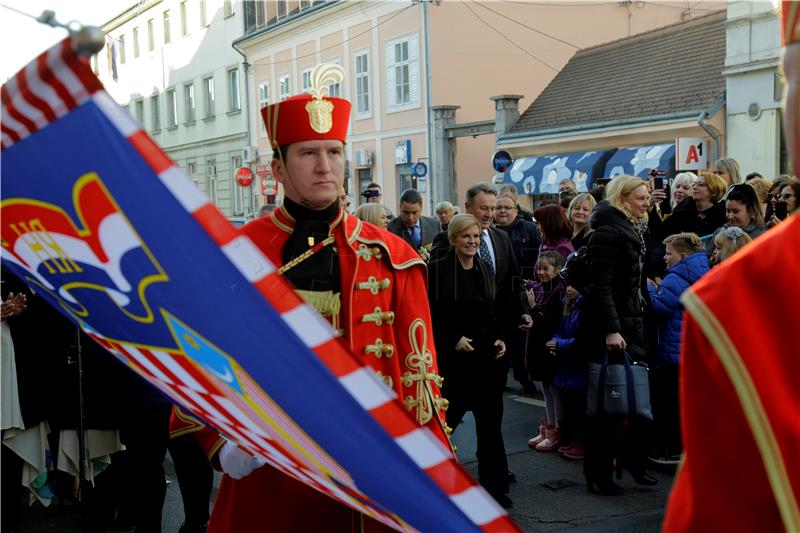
[39,52,77,110]
[128,131,173,174]
[425,460,475,495]
[1,124,21,144]
[312,340,360,377]
[1,86,37,134]
[61,39,103,96]
[480,516,519,532]
[17,67,57,123]
[253,275,301,313]
[192,204,239,245]
[367,403,418,439]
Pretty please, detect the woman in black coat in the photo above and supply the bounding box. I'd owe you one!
[580,176,657,495]
[428,214,511,508]
[658,171,728,239]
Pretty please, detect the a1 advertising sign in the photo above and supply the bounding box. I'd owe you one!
[675,137,708,171]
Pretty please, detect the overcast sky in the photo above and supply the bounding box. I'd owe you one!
[0,0,134,80]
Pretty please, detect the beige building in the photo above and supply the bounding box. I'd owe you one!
[236,0,722,213]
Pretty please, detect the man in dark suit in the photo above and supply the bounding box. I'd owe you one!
[387,188,440,251]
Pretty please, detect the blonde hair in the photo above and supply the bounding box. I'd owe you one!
[604,175,649,222]
[747,177,772,207]
[354,203,386,226]
[713,226,752,262]
[698,172,728,203]
[447,213,481,244]
[567,193,597,224]
[663,232,703,255]
[713,157,743,185]
[671,172,697,208]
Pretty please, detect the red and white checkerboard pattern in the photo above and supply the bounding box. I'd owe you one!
[1,37,518,533]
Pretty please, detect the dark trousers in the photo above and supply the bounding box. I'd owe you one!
[116,405,172,533]
[168,434,213,528]
[1,445,23,533]
[557,387,586,445]
[583,416,650,481]
[506,330,531,388]
[651,362,681,456]
[445,379,509,496]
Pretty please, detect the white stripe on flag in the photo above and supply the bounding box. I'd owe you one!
[150,350,208,393]
[4,76,48,129]
[48,46,88,103]
[1,103,33,138]
[92,92,138,136]
[221,237,276,282]
[450,486,505,525]
[157,166,210,213]
[123,345,175,384]
[338,368,396,411]
[25,61,69,118]
[281,304,337,348]
[394,428,450,470]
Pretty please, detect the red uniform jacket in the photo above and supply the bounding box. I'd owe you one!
[174,206,450,533]
[663,215,800,532]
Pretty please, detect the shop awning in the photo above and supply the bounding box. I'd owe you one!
[602,143,676,180]
[498,149,617,194]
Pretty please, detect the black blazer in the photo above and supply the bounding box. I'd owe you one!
[387,215,440,249]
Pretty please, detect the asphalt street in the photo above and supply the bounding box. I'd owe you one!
[18,381,674,532]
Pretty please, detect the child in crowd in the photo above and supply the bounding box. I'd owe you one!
[710,226,753,265]
[646,233,709,464]
[525,251,566,452]
[549,285,587,460]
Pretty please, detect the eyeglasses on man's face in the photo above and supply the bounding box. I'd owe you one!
[496,206,516,211]
[777,193,796,200]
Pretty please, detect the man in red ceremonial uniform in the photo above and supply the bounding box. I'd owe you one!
[663,5,800,531]
[176,64,451,533]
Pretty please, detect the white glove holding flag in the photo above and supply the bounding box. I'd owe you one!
[218,441,267,480]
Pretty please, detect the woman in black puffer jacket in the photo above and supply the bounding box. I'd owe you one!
[580,175,657,495]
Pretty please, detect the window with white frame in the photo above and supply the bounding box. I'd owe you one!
[255,1,265,27]
[184,82,195,122]
[163,10,171,44]
[277,0,287,19]
[203,76,215,117]
[326,59,341,97]
[151,93,161,132]
[355,52,369,115]
[135,99,144,125]
[147,19,155,51]
[119,35,126,64]
[133,27,140,57]
[180,1,188,35]
[187,161,197,184]
[227,68,240,112]
[258,82,269,135]
[224,0,235,17]
[301,69,312,93]
[386,35,419,108]
[300,0,312,10]
[200,0,208,27]
[232,155,244,214]
[206,158,217,203]
[279,75,290,101]
[166,88,177,127]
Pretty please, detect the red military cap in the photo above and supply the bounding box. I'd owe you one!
[261,64,351,149]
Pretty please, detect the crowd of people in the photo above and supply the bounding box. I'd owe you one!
[349,158,798,504]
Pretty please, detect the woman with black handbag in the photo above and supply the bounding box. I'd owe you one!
[580,175,658,495]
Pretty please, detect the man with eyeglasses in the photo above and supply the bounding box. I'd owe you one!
[663,4,800,530]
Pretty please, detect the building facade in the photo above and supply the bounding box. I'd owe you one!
[236,0,706,214]
[96,0,254,219]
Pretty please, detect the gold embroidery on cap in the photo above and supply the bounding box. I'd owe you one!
[305,63,344,134]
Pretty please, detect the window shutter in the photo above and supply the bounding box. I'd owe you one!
[385,41,395,107]
[408,36,419,104]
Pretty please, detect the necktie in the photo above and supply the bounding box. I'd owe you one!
[479,232,495,275]
[411,225,421,249]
